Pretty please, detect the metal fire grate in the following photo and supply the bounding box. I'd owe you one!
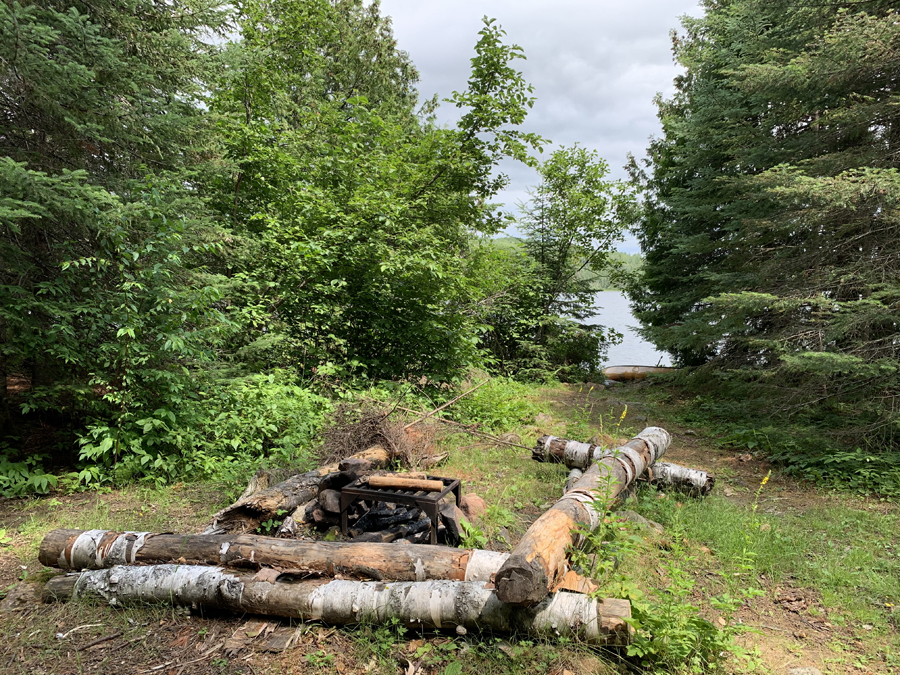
[340,475,462,545]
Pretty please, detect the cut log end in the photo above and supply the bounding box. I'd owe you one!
[494,554,549,606]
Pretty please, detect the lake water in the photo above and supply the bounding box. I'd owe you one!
[588,291,671,367]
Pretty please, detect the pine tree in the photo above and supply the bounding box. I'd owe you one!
[0,0,230,472]
[630,0,900,466]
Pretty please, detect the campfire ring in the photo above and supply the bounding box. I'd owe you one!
[339,475,462,545]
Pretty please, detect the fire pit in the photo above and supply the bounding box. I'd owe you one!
[339,475,462,545]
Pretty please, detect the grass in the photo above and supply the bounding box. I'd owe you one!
[1,377,898,673]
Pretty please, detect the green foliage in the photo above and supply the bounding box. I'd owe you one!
[0,0,233,480]
[76,370,329,487]
[458,519,488,550]
[572,484,758,673]
[0,451,58,497]
[212,6,544,382]
[451,377,541,432]
[479,146,632,380]
[628,0,900,479]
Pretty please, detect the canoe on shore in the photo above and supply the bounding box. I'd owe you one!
[604,365,677,381]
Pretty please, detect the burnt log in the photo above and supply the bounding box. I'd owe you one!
[202,446,391,535]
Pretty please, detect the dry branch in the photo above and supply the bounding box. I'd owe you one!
[402,380,489,430]
[494,427,671,606]
[394,407,534,451]
[44,565,631,645]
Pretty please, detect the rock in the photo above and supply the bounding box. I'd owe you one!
[318,489,342,513]
[339,457,373,473]
[459,493,487,520]
[439,503,466,545]
[630,414,648,423]
[312,508,338,527]
[498,432,521,446]
[787,668,823,675]
[616,510,665,534]
[534,413,553,425]
[0,582,41,612]
[319,470,357,492]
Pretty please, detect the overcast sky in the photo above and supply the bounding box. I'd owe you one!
[379,0,703,252]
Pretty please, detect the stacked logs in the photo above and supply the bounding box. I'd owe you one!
[36,425,714,645]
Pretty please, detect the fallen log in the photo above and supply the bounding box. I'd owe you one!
[43,565,631,645]
[39,529,507,582]
[203,445,392,535]
[603,365,677,381]
[541,436,713,498]
[648,461,715,496]
[494,427,671,606]
[532,435,604,468]
[564,468,583,494]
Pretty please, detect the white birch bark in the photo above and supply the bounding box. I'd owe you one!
[46,565,631,645]
[650,461,715,496]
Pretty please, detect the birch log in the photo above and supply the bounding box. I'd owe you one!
[532,435,607,468]
[43,565,632,645]
[203,445,392,535]
[495,427,671,606]
[539,436,713,497]
[649,462,715,496]
[39,529,506,582]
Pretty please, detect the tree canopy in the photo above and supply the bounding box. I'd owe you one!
[629,0,900,483]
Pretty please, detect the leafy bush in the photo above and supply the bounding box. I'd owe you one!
[0,450,59,497]
[452,377,542,432]
[76,370,330,487]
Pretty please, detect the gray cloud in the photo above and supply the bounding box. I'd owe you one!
[380,0,702,252]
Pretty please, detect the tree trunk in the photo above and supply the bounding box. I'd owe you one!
[649,461,715,496]
[39,529,507,582]
[494,427,671,606]
[43,565,632,645]
[203,445,391,535]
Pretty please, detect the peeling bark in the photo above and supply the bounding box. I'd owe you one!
[39,529,508,582]
[43,565,632,645]
[495,427,671,606]
[649,462,715,496]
